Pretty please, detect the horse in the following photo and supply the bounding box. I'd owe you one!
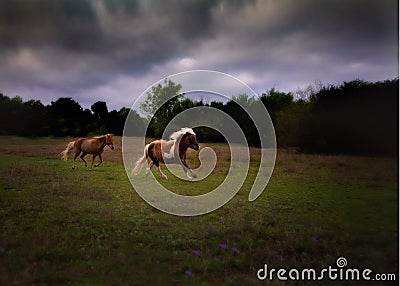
[132,127,200,179]
[60,134,115,170]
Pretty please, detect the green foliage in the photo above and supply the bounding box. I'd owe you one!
[123,108,146,136]
[0,95,144,137]
[90,101,109,134]
[141,79,183,137]
[260,88,294,113]
[48,98,89,136]
[260,89,296,147]
[274,100,313,147]
[91,101,108,120]
[141,79,183,116]
[300,79,398,155]
[0,78,397,156]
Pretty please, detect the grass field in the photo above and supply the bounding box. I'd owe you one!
[0,136,398,285]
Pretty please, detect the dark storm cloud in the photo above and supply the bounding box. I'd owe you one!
[0,0,223,80]
[0,0,102,51]
[280,0,397,63]
[0,0,397,109]
[212,0,397,65]
[200,0,397,92]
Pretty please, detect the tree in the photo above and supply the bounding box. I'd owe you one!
[140,79,183,137]
[260,88,294,117]
[107,107,145,136]
[90,101,109,134]
[122,108,146,136]
[47,98,86,136]
[91,101,108,121]
[0,95,25,135]
[300,79,398,156]
[22,99,47,136]
[260,89,295,147]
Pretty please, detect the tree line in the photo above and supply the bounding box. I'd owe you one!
[0,78,397,156]
[0,95,143,137]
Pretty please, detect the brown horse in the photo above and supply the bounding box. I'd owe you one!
[60,134,115,170]
[132,128,200,179]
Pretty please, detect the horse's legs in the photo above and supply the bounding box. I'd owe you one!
[95,153,103,167]
[146,161,154,176]
[80,153,87,167]
[180,164,191,179]
[183,166,197,179]
[157,166,168,180]
[155,161,168,180]
[189,169,197,178]
[72,150,81,170]
[90,154,97,170]
[181,161,197,179]
[182,165,193,179]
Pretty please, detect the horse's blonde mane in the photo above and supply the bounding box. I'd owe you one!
[169,127,195,140]
[93,134,113,139]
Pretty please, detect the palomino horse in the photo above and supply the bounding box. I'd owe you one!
[60,134,115,170]
[132,127,200,179]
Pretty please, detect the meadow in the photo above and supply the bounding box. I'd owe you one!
[0,136,397,285]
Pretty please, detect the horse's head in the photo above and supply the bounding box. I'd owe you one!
[106,134,115,150]
[182,132,200,151]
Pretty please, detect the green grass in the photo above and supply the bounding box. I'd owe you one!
[0,138,398,285]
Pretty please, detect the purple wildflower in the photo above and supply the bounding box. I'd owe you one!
[219,243,227,249]
[191,249,201,257]
[231,247,238,253]
[312,237,318,243]
[185,269,193,276]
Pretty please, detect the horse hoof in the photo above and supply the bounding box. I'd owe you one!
[192,173,197,178]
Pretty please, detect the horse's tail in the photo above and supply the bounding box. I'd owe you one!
[132,144,150,175]
[60,141,75,161]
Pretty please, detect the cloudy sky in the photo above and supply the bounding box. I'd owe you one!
[0,0,398,110]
